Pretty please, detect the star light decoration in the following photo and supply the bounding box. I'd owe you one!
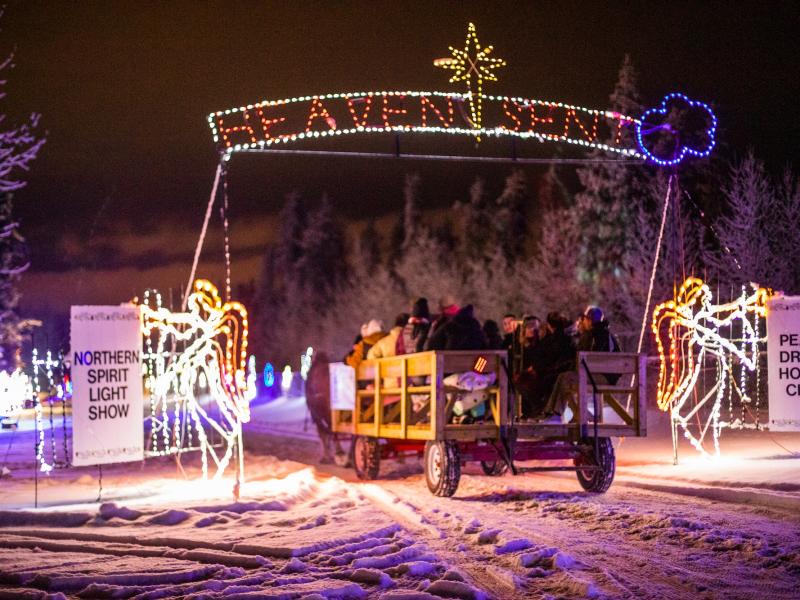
[652,277,769,457]
[434,22,506,132]
[140,280,255,481]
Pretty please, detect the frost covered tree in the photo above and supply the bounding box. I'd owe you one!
[356,219,381,272]
[573,55,648,297]
[454,176,490,261]
[492,170,528,263]
[0,52,45,370]
[297,193,347,311]
[253,192,308,366]
[705,153,800,293]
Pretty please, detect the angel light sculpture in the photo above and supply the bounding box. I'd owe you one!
[652,277,768,457]
[140,279,253,481]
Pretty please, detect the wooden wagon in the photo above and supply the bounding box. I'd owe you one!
[331,350,646,496]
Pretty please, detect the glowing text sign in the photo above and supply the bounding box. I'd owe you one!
[208,91,641,157]
[70,305,145,466]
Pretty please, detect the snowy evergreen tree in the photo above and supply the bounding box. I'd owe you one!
[297,193,347,311]
[573,55,648,297]
[454,176,491,262]
[355,219,381,272]
[275,191,307,277]
[401,173,421,250]
[0,53,45,370]
[492,170,528,263]
[705,153,800,293]
[528,204,589,318]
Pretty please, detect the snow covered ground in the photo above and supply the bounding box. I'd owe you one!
[0,395,799,599]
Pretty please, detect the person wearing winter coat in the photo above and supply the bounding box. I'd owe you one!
[543,305,620,421]
[396,298,431,355]
[501,313,518,352]
[345,319,386,369]
[368,313,409,359]
[428,295,460,340]
[576,306,621,354]
[524,312,576,416]
[482,319,504,350]
[425,304,487,351]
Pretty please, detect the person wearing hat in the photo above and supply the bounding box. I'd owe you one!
[542,305,620,421]
[368,313,410,359]
[576,306,620,354]
[345,319,386,369]
[396,297,432,355]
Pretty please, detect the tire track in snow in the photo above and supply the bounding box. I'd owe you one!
[377,470,800,599]
[359,481,525,598]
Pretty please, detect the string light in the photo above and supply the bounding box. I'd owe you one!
[0,369,31,416]
[651,277,768,456]
[300,347,313,381]
[31,349,69,473]
[139,279,253,481]
[281,365,293,393]
[263,362,275,388]
[208,91,642,158]
[434,22,506,132]
[636,92,717,166]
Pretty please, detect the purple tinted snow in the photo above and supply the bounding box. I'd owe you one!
[380,592,440,600]
[476,529,500,544]
[0,510,92,528]
[190,500,287,514]
[494,538,534,555]
[426,579,488,600]
[146,509,191,526]
[98,502,142,521]
[347,568,395,588]
[281,558,308,573]
[298,515,327,530]
[352,545,430,569]
[518,547,558,568]
[397,561,439,577]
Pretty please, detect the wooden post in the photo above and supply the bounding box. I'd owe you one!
[400,357,408,439]
[433,353,445,439]
[638,354,647,436]
[374,360,382,438]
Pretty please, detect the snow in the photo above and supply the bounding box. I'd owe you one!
[0,396,798,598]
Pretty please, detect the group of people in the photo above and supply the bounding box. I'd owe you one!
[305,296,620,463]
[506,306,620,421]
[343,295,489,369]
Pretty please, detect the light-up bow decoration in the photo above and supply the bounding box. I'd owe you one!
[652,277,768,456]
[140,279,254,481]
[434,22,506,131]
[636,93,717,166]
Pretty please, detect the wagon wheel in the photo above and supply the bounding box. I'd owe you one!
[574,437,615,493]
[480,460,508,476]
[352,435,380,480]
[424,440,461,496]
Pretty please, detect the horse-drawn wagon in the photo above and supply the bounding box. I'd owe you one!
[331,350,646,496]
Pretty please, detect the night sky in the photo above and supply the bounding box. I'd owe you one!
[3,1,799,322]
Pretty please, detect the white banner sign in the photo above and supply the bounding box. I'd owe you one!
[767,295,800,431]
[71,305,144,465]
[329,362,355,410]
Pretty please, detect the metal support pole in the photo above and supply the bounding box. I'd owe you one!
[34,415,38,509]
